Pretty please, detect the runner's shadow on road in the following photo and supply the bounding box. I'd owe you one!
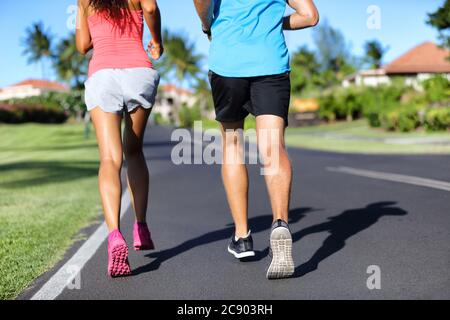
[290,201,408,278]
[132,207,318,275]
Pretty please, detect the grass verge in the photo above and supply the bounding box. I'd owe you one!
[0,123,101,299]
[201,118,450,154]
[285,120,450,154]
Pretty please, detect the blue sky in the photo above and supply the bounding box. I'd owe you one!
[0,0,444,88]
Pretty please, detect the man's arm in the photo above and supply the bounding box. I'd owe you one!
[283,0,319,30]
[193,0,214,31]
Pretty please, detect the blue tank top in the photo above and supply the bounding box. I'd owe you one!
[209,0,290,77]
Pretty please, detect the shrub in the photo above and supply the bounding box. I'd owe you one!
[178,104,201,128]
[424,107,450,131]
[0,103,68,124]
[318,84,407,125]
[397,107,420,132]
[153,112,164,125]
[335,89,364,121]
[380,109,400,131]
[363,85,407,128]
[380,104,420,132]
[318,94,337,121]
[422,75,450,104]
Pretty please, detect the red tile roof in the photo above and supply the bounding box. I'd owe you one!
[9,79,69,91]
[160,84,193,96]
[384,42,450,74]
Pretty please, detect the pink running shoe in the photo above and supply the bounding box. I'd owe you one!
[133,222,155,251]
[107,230,131,278]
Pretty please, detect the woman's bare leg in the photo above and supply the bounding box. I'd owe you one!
[90,108,123,232]
[123,107,152,223]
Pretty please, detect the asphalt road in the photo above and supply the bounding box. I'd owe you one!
[21,125,450,300]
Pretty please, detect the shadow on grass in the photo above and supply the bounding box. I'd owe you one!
[0,160,99,188]
[132,207,318,275]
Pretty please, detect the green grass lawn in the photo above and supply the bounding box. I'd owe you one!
[201,118,450,154]
[0,123,101,299]
[285,120,450,154]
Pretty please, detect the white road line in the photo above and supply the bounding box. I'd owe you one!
[327,166,450,192]
[31,188,132,300]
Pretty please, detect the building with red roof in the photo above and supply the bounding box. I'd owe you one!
[343,42,450,88]
[153,84,196,122]
[0,79,70,101]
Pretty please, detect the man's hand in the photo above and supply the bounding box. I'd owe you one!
[202,26,212,41]
[148,39,164,60]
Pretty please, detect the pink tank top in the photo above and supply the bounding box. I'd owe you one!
[88,10,152,77]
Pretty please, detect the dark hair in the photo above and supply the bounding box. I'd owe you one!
[89,0,139,32]
[89,0,130,20]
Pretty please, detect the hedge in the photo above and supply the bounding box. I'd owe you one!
[5,91,86,119]
[317,76,449,132]
[0,103,68,124]
[318,85,406,125]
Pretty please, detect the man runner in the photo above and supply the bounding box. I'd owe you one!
[193,0,319,279]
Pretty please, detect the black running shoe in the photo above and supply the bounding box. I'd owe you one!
[267,220,294,279]
[228,233,255,259]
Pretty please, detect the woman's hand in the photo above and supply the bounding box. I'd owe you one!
[148,39,164,60]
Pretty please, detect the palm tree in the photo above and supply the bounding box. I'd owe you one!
[155,29,203,123]
[156,29,203,88]
[23,22,54,79]
[54,33,89,89]
[427,0,450,50]
[364,40,389,69]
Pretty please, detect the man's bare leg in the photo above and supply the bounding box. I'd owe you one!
[256,115,292,223]
[256,115,294,279]
[220,120,249,238]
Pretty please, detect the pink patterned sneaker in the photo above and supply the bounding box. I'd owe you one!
[133,222,155,251]
[107,230,131,278]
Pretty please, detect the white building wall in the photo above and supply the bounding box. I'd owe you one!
[0,85,43,101]
[343,73,450,89]
[358,75,391,87]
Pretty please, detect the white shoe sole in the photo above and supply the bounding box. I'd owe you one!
[227,247,256,259]
[267,227,294,280]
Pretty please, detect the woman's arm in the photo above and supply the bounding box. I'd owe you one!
[193,0,214,31]
[141,0,163,60]
[76,0,92,55]
[283,0,319,30]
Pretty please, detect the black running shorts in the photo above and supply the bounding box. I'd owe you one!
[208,71,291,126]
